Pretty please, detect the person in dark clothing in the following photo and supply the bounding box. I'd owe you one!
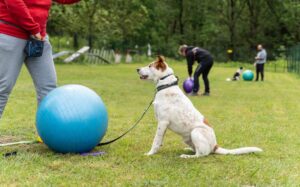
[179,45,214,96]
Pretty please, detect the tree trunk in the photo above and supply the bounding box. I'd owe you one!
[178,0,184,44]
[246,0,259,50]
[178,0,184,35]
[265,0,292,42]
[73,33,79,49]
[228,0,236,61]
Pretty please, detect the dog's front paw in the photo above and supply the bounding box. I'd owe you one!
[184,147,195,152]
[145,151,155,156]
[180,154,192,159]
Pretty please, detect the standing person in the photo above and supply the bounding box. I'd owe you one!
[254,44,267,81]
[179,45,214,96]
[125,50,132,63]
[114,49,122,64]
[0,0,81,119]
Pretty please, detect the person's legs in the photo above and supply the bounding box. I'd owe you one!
[256,64,264,81]
[193,63,203,93]
[0,34,27,119]
[255,64,260,81]
[202,62,213,94]
[25,39,57,105]
[261,63,264,81]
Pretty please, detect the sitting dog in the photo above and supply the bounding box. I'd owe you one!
[137,56,262,158]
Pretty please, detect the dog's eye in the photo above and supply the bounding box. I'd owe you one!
[149,65,152,68]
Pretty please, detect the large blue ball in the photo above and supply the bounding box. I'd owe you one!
[36,85,108,153]
[242,70,254,81]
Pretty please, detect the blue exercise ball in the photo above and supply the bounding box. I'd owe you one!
[242,70,254,81]
[36,85,108,153]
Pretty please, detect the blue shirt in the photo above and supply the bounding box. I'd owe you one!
[256,49,267,64]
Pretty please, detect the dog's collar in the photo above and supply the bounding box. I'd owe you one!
[159,74,173,80]
[156,75,179,92]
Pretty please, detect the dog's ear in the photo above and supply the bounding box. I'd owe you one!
[155,55,167,71]
[157,55,165,63]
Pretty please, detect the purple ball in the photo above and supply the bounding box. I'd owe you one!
[183,78,194,93]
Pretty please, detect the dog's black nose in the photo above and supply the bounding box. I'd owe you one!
[136,68,140,72]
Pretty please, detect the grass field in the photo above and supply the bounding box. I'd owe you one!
[0,60,300,186]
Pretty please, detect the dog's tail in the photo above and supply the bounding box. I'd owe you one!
[214,145,262,155]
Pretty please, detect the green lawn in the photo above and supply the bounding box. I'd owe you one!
[0,61,299,186]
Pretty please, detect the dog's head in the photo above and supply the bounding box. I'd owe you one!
[137,56,174,82]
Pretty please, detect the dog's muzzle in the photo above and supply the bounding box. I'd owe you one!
[140,75,148,79]
[137,68,148,79]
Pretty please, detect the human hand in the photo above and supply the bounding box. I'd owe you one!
[32,33,43,41]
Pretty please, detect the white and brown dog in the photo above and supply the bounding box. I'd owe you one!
[137,56,262,158]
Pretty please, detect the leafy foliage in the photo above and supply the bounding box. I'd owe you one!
[48,0,300,61]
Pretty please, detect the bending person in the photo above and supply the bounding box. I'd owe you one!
[179,45,214,96]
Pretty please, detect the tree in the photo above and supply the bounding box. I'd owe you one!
[47,0,300,61]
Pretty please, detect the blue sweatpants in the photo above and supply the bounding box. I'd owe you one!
[0,34,57,119]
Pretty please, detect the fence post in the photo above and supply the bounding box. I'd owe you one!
[286,44,300,75]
